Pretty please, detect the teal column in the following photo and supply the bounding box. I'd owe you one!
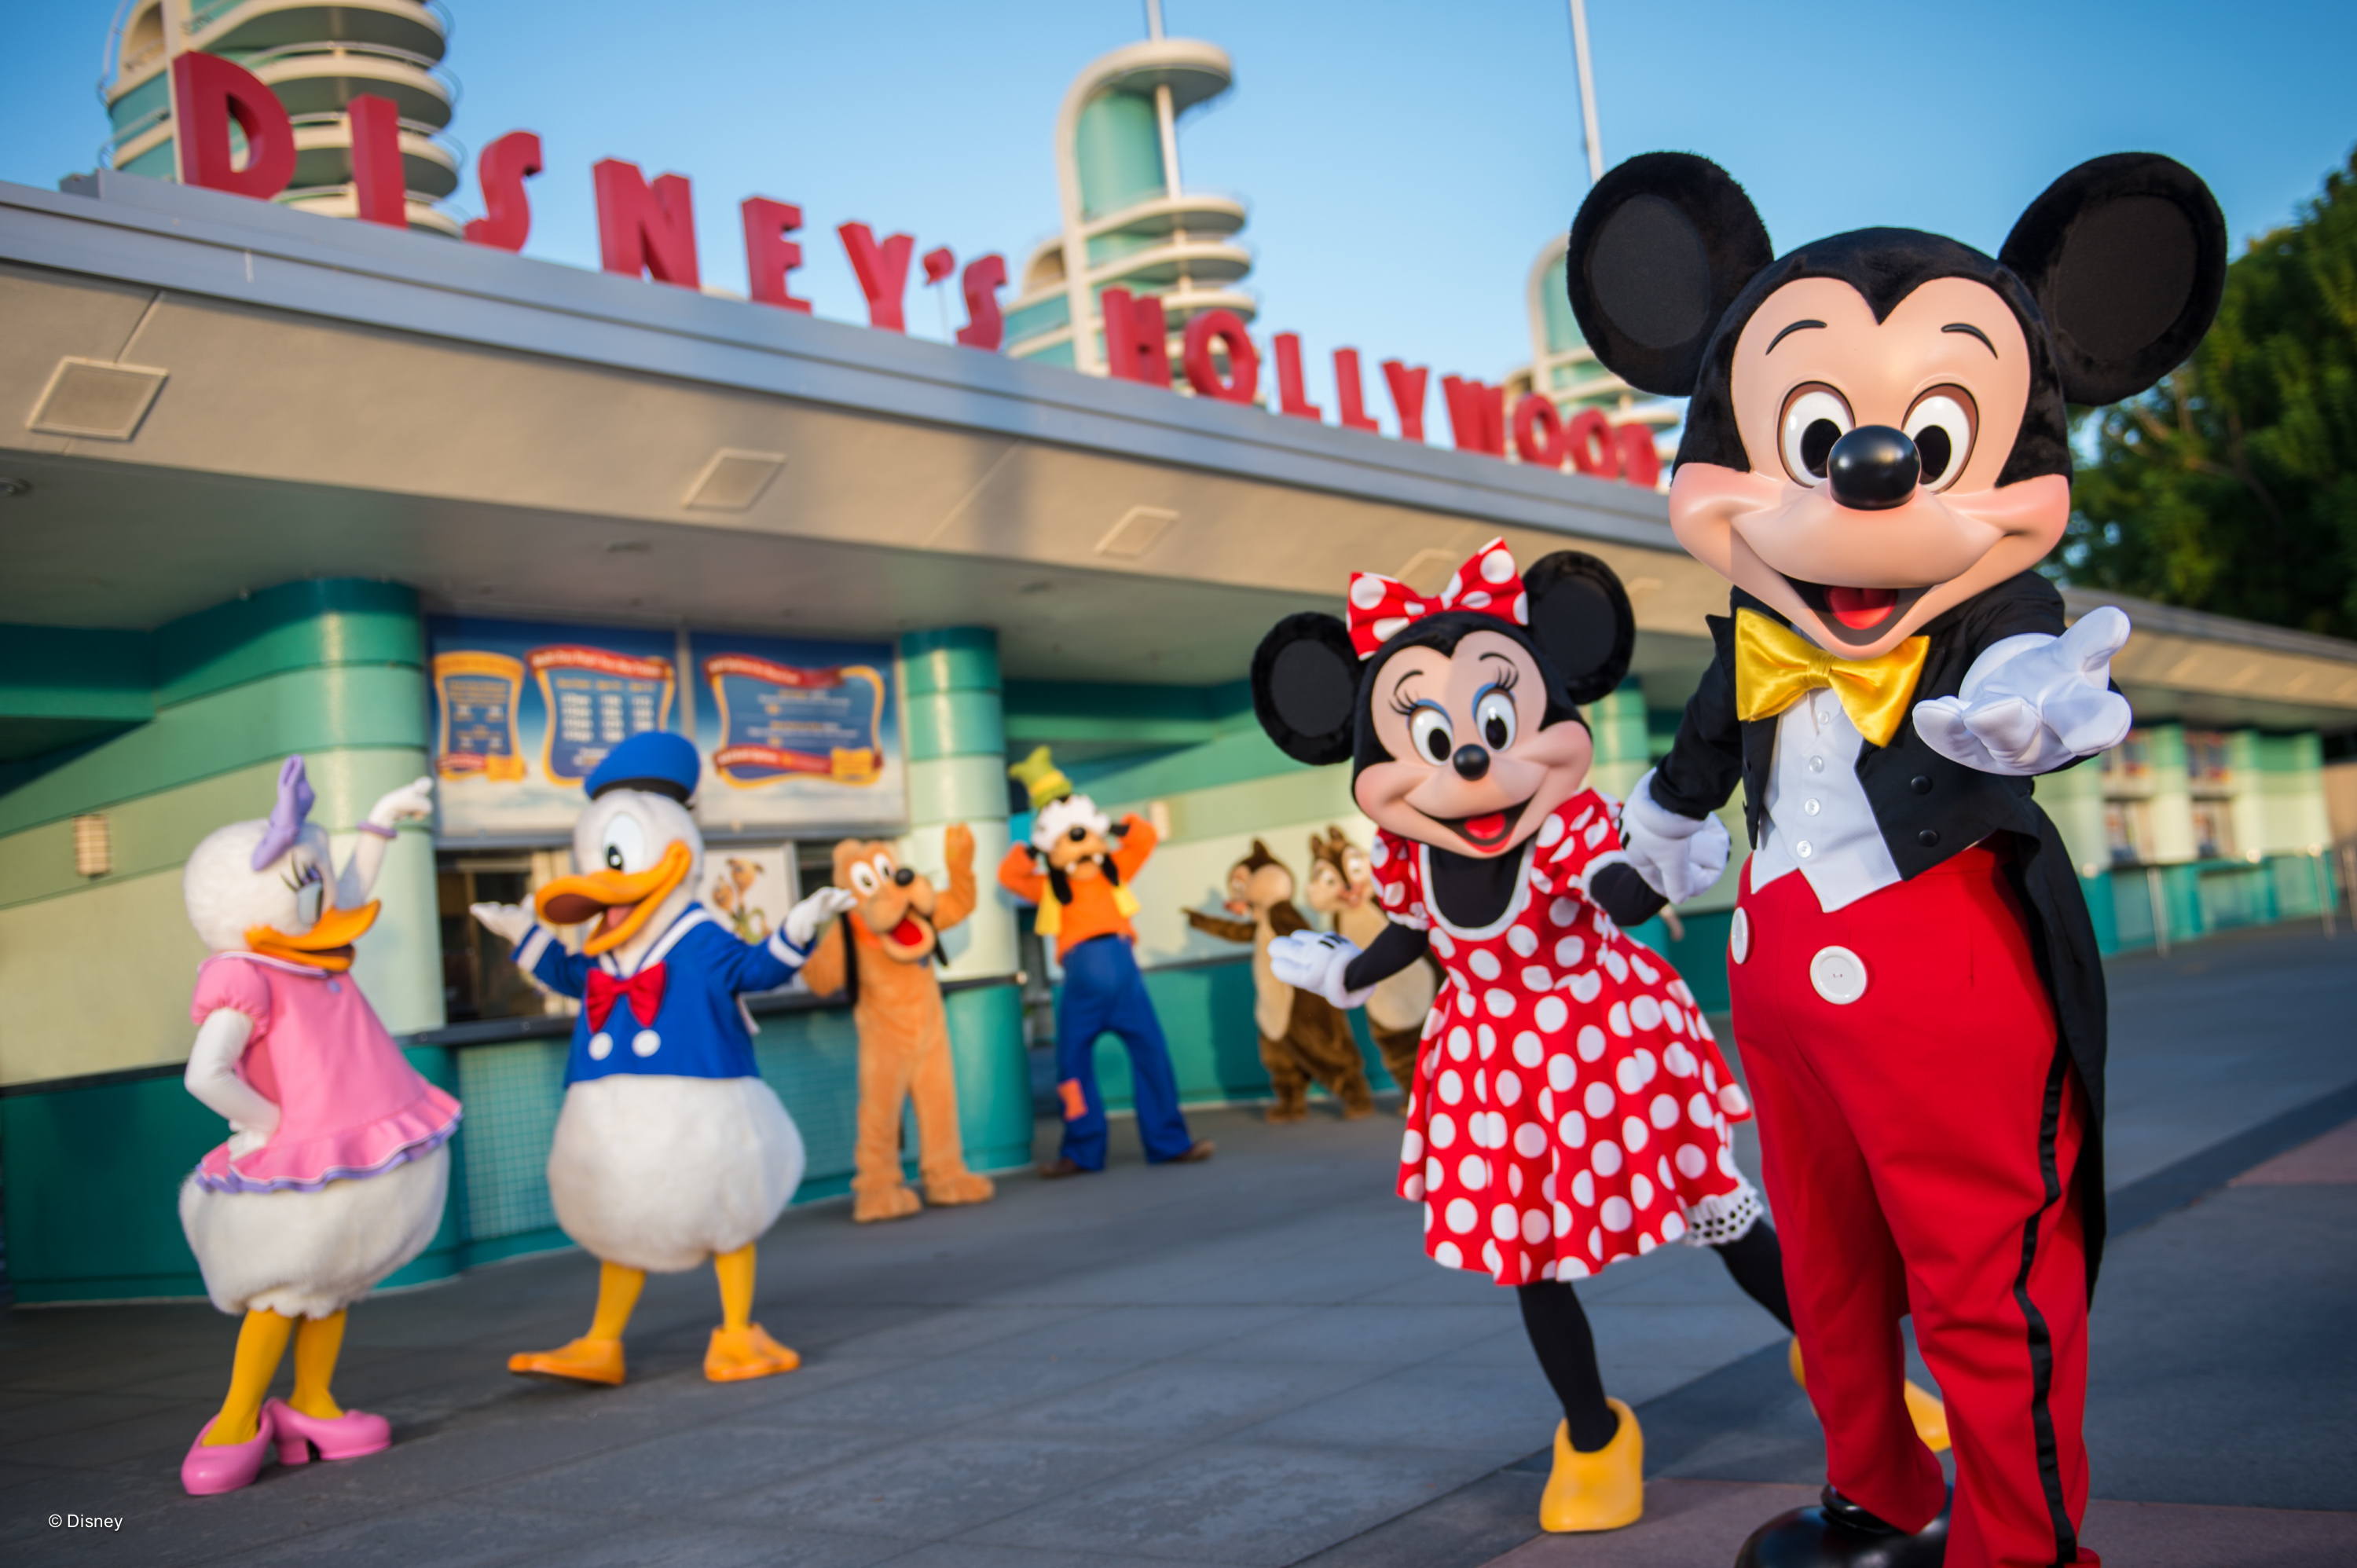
[1587,677,1652,800]
[898,628,1031,1174]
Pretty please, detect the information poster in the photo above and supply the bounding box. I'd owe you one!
[689,632,904,830]
[429,617,680,837]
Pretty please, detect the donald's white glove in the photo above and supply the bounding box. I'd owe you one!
[1619,768,1732,903]
[784,885,860,950]
[1269,931,1377,1011]
[1913,607,2133,777]
[469,900,535,945]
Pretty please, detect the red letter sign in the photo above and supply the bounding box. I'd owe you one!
[1273,333,1322,421]
[347,94,406,228]
[1565,408,1621,478]
[1381,361,1430,442]
[956,255,1007,350]
[1442,376,1506,457]
[593,159,699,288]
[1615,423,1662,488]
[1102,288,1171,385]
[1332,349,1380,432]
[839,222,915,332]
[1512,393,1565,468]
[464,130,541,251]
[172,52,295,201]
[1183,310,1259,404]
[741,197,812,313]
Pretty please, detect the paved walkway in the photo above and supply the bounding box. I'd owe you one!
[5,923,2354,1566]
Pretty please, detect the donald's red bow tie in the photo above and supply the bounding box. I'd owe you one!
[586,965,667,1031]
[1346,537,1528,658]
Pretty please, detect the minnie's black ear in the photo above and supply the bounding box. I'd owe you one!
[1565,153,1772,397]
[1252,614,1360,766]
[1522,553,1633,706]
[1999,153,2226,405]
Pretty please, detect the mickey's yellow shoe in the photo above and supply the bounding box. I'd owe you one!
[705,1324,801,1383]
[1539,1398,1644,1533]
[1789,1338,1950,1454]
[509,1335,626,1386]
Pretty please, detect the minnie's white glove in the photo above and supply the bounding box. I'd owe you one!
[784,886,860,950]
[1619,768,1732,903]
[470,901,536,946]
[1269,931,1377,1010]
[1914,607,2133,777]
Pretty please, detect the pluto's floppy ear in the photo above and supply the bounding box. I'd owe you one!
[1565,152,1772,397]
[1523,552,1634,706]
[1252,614,1360,767]
[2000,153,2226,406]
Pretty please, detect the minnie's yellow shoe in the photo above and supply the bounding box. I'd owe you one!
[1539,1398,1644,1533]
[1789,1338,1949,1454]
[705,1324,801,1383]
[509,1336,626,1386]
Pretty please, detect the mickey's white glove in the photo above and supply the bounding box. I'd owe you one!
[365,776,435,830]
[469,901,536,945]
[1619,768,1732,903]
[1913,607,2133,777]
[1269,931,1377,1010]
[784,885,860,950]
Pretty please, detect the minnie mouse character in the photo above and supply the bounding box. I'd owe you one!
[1567,153,2225,1568]
[1257,540,1824,1533]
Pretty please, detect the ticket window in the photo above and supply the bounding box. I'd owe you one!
[436,852,578,1022]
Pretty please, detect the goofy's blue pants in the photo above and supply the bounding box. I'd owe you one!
[1055,934,1195,1169]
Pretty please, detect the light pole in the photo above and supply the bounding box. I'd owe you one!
[1568,0,1605,185]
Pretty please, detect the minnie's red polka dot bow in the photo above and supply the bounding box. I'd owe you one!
[1346,537,1529,659]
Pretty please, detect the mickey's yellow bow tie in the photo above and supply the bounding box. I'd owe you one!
[1732,609,1929,748]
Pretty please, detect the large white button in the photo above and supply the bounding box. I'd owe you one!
[631,1029,662,1057]
[1796,841,1814,859]
[1808,756,1827,773]
[1729,907,1751,965]
[588,1031,613,1060]
[1809,946,1868,1005]
[1803,798,1821,816]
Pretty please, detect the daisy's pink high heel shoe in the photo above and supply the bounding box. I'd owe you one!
[264,1399,391,1463]
[181,1411,276,1496]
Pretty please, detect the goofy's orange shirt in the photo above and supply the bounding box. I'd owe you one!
[997,815,1157,961]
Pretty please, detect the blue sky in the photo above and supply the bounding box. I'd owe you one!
[6,2,2352,429]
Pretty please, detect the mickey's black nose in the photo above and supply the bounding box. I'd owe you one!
[1451,745,1490,781]
[893,866,915,886]
[1827,426,1919,511]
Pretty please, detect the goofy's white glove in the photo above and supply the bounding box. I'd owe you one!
[1913,606,2133,777]
[783,885,860,951]
[1269,931,1377,1011]
[1619,768,1732,903]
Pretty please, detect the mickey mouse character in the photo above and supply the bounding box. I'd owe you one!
[1567,153,2225,1568]
[1255,540,1813,1533]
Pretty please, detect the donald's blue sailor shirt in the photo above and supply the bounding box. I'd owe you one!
[514,903,811,1086]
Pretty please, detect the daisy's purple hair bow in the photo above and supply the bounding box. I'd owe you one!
[251,755,315,870]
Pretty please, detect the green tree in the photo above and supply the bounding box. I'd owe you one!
[2054,148,2357,638]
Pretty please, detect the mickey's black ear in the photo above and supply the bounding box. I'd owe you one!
[1565,153,1772,397]
[1999,153,2226,405]
[1252,614,1359,766]
[1522,552,1633,706]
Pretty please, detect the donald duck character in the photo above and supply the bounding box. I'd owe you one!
[468,731,855,1387]
[177,757,456,1497]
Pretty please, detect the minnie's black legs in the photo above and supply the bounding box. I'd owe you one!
[1516,1281,1618,1452]
[1711,1220,1794,1331]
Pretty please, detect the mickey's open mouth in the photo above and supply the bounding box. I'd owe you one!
[1783,577,1931,647]
[1431,799,1528,853]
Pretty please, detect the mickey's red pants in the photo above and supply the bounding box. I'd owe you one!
[1730,845,2098,1568]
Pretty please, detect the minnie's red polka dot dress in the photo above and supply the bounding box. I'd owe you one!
[1376,789,1762,1284]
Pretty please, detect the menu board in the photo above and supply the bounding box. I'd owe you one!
[690,632,904,830]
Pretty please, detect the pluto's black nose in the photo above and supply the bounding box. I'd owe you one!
[1451,745,1490,781]
[893,866,915,886]
[1827,426,1919,511]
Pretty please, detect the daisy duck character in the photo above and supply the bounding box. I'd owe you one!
[1259,541,1940,1535]
[468,731,856,1387]
[1566,154,2224,1568]
[177,757,456,1496]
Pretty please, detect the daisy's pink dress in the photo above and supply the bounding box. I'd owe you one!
[1376,789,1761,1283]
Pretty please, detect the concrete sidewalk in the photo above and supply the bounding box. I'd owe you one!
[5,922,2354,1566]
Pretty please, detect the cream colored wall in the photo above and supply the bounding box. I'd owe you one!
[2035,760,2113,879]
[0,866,210,1085]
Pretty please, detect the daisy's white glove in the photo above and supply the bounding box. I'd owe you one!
[469,901,536,946]
[1914,607,2134,777]
[1619,768,1732,903]
[783,885,860,950]
[1270,931,1377,1010]
[365,776,435,829]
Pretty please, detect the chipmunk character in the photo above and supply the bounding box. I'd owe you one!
[800,830,998,1223]
[1255,541,1835,1535]
[1303,825,1439,1102]
[999,748,1213,1177]
[1185,839,1373,1121]
[1568,153,2225,1568]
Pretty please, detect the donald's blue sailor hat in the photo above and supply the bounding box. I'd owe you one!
[587,731,701,804]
